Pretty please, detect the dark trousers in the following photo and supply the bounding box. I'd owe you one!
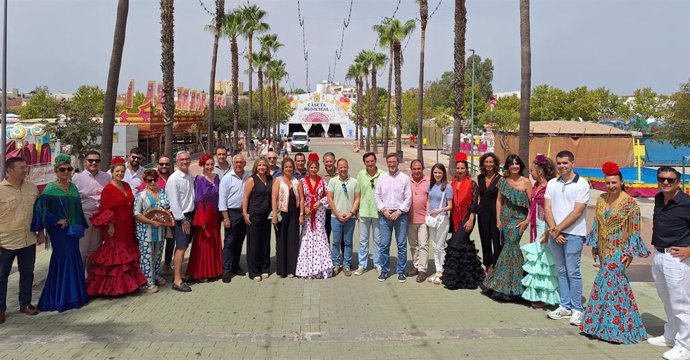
[0,244,36,312]
[223,209,247,274]
[246,212,271,278]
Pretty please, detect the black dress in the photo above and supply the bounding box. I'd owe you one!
[247,174,272,279]
[276,180,300,277]
[477,174,502,269]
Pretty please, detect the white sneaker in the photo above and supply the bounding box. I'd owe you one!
[569,310,583,326]
[663,345,690,360]
[648,335,675,347]
[353,268,366,276]
[547,306,572,320]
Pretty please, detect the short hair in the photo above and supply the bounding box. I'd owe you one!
[362,152,376,162]
[336,158,349,167]
[143,169,159,181]
[267,151,278,158]
[555,150,574,162]
[385,153,398,160]
[294,152,306,160]
[176,151,190,160]
[215,146,228,154]
[129,147,145,156]
[410,159,423,168]
[479,152,500,176]
[158,155,171,162]
[657,166,681,179]
[84,150,101,158]
[6,157,26,170]
[323,152,336,161]
[503,154,526,176]
[232,154,246,163]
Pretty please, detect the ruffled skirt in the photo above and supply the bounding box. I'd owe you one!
[520,241,560,305]
[442,229,485,290]
[87,231,147,297]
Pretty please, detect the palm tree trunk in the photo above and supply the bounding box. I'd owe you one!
[231,37,240,151]
[247,36,254,146]
[371,70,378,154]
[356,78,364,149]
[161,0,175,158]
[384,47,393,156]
[362,75,369,151]
[258,67,264,139]
[101,0,129,169]
[417,0,428,166]
[394,41,403,158]
[273,81,279,138]
[207,0,224,152]
[449,0,467,173]
[519,0,531,162]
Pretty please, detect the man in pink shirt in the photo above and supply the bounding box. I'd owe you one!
[72,150,111,273]
[407,159,430,282]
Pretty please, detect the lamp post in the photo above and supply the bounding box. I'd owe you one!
[1,0,7,179]
[469,48,475,175]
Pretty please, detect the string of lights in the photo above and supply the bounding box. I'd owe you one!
[297,0,309,91]
[198,0,214,16]
[330,0,354,82]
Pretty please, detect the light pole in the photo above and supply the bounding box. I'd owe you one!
[469,49,475,175]
[1,0,7,179]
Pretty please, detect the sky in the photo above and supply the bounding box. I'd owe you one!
[3,0,689,96]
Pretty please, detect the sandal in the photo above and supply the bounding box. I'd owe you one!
[172,282,192,292]
[156,276,167,286]
[432,272,442,285]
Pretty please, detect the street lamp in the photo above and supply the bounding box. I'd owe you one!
[1,0,7,179]
[469,48,475,175]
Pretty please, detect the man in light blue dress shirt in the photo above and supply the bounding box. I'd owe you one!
[219,154,250,283]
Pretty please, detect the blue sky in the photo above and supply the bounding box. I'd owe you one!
[4,0,689,96]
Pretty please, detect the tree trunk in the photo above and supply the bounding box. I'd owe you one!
[207,0,224,152]
[247,36,254,148]
[273,80,279,138]
[231,37,240,151]
[357,78,364,149]
[384,47,393,156]
[161,0,175,158]
[258,67,265,140]
[363,72,370,152]
[417,0,428,166]
[519,0,531,163]
[371,68,378,154]
[267,78,273,138]
[394,41,403,158]
[101,0,129,169]
[449,0,467,174]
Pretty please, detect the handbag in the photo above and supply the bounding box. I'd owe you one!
[425,190,446,229]
[66,224,85,238]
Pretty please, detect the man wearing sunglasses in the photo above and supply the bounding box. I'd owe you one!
[327,159,360,277]
[648,166,690,360]
[73,150,111,273]
[154,156,174,275]
[355,152,383,276]
[113,147,146,197]
[266,151,282,178]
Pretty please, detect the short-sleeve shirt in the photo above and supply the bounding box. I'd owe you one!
[409,175,430,224]
[428,183,453,217]
[327,176,360,217]
[356,168,383,218]
[545,173,590,236]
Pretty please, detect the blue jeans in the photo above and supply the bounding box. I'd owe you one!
[548,233,584,311]
[358,217,382,270]
[331,217,355,268]
[0,244,36,312]
[379,213,408,274]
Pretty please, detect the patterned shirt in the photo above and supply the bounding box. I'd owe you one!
[134,189,170,243]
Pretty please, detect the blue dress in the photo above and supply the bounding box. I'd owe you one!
[32,182,89,312]
[580,193,649,344]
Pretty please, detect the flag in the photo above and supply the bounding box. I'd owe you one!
[126,79,134,108]
[190,90,197,111]
[145,80,154,104]
[156,82,164,110]
[176,86,183,109]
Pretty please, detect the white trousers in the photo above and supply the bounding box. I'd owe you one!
[652,250,690,349]
[428,216,450,273]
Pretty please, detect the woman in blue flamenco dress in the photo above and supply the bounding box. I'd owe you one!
[580,161,649,344]
[31,154,89,312]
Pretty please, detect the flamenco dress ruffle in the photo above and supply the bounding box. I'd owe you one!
[520,241,560,305]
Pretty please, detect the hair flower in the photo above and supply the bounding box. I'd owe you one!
[533,154,548,166]
[602,161,620,176]
[455,152,468,162]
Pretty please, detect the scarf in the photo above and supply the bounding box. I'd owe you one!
[529,183,546,242]
[306,176,322,231]
[451,178,473,232]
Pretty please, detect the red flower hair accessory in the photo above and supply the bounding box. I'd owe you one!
[198,153,213,167]
[111,156,125,165]
[455,152,468,162]
[602,161,620,176]
[307,153,319,162]
[533,154,548,166]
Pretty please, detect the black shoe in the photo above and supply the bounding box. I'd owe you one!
[222,273,233,283]
[234,267,246,276]
[378,272,388,282]
[398,273,407,283]
[172,282,192,292]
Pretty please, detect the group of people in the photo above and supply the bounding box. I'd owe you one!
[1,145,689,360]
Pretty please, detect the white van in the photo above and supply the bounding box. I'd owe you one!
[291,132,310,152]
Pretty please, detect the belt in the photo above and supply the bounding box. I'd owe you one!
[655,246,673,253]
[227,208,242,212]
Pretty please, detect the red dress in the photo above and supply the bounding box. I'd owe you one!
[186,175,223,280]
[86,183,147,296]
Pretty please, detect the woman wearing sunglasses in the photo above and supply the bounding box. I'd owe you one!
[86,157,147,297]
[32,154,89,312]
[133,169,171,293]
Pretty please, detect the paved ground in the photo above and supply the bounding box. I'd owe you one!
[0,138,673,359]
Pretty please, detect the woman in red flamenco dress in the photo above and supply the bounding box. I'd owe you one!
[86,159,147,296]
[186,154,223,281]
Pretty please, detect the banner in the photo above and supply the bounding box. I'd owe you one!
[156,82,164,110]
[190,90,197,112]
[126,79,134,108]
[145,80,154,104]
[184,88,191,111]
[196,92,202,111]
[176,86,184,109]
[201,92,207,109]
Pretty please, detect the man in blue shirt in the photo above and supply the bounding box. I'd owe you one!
[219,154,250,283]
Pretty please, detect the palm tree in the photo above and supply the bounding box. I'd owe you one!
[449,0,467,173]
[373,19,394,156]
[416,0,428,165]
[519,0,531,162]
[220,10,242,150]
[259,33,283,136]
[346,62,365,148]
[206,0,225,152]
[266,59,287,137]
[160,0,175,158]
[354,50,371,151]
[375,17,415,157]
[239,4,269,144]
[251,51,271,137]
[368,52,387,154]
[101,0,129,169]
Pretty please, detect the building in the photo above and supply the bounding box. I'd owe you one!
[214,79,244,96]
[282,81,358,138]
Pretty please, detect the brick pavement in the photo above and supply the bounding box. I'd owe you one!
[0,138,673,359]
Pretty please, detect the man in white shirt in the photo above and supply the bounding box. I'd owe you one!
[219,154,249,283]
[165,151,195,293]
[544,150,590,326]
[123,147,146,197]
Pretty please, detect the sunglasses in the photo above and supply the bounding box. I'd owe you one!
[57,167,73,173]
[86,159,101,164]
[657,177,678,184]
[267,157,277,160]
[145,178,157,183]
[341,183,348,193]
[158,163,171,166]
[130,156,144,161]
[370,178,375,189]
